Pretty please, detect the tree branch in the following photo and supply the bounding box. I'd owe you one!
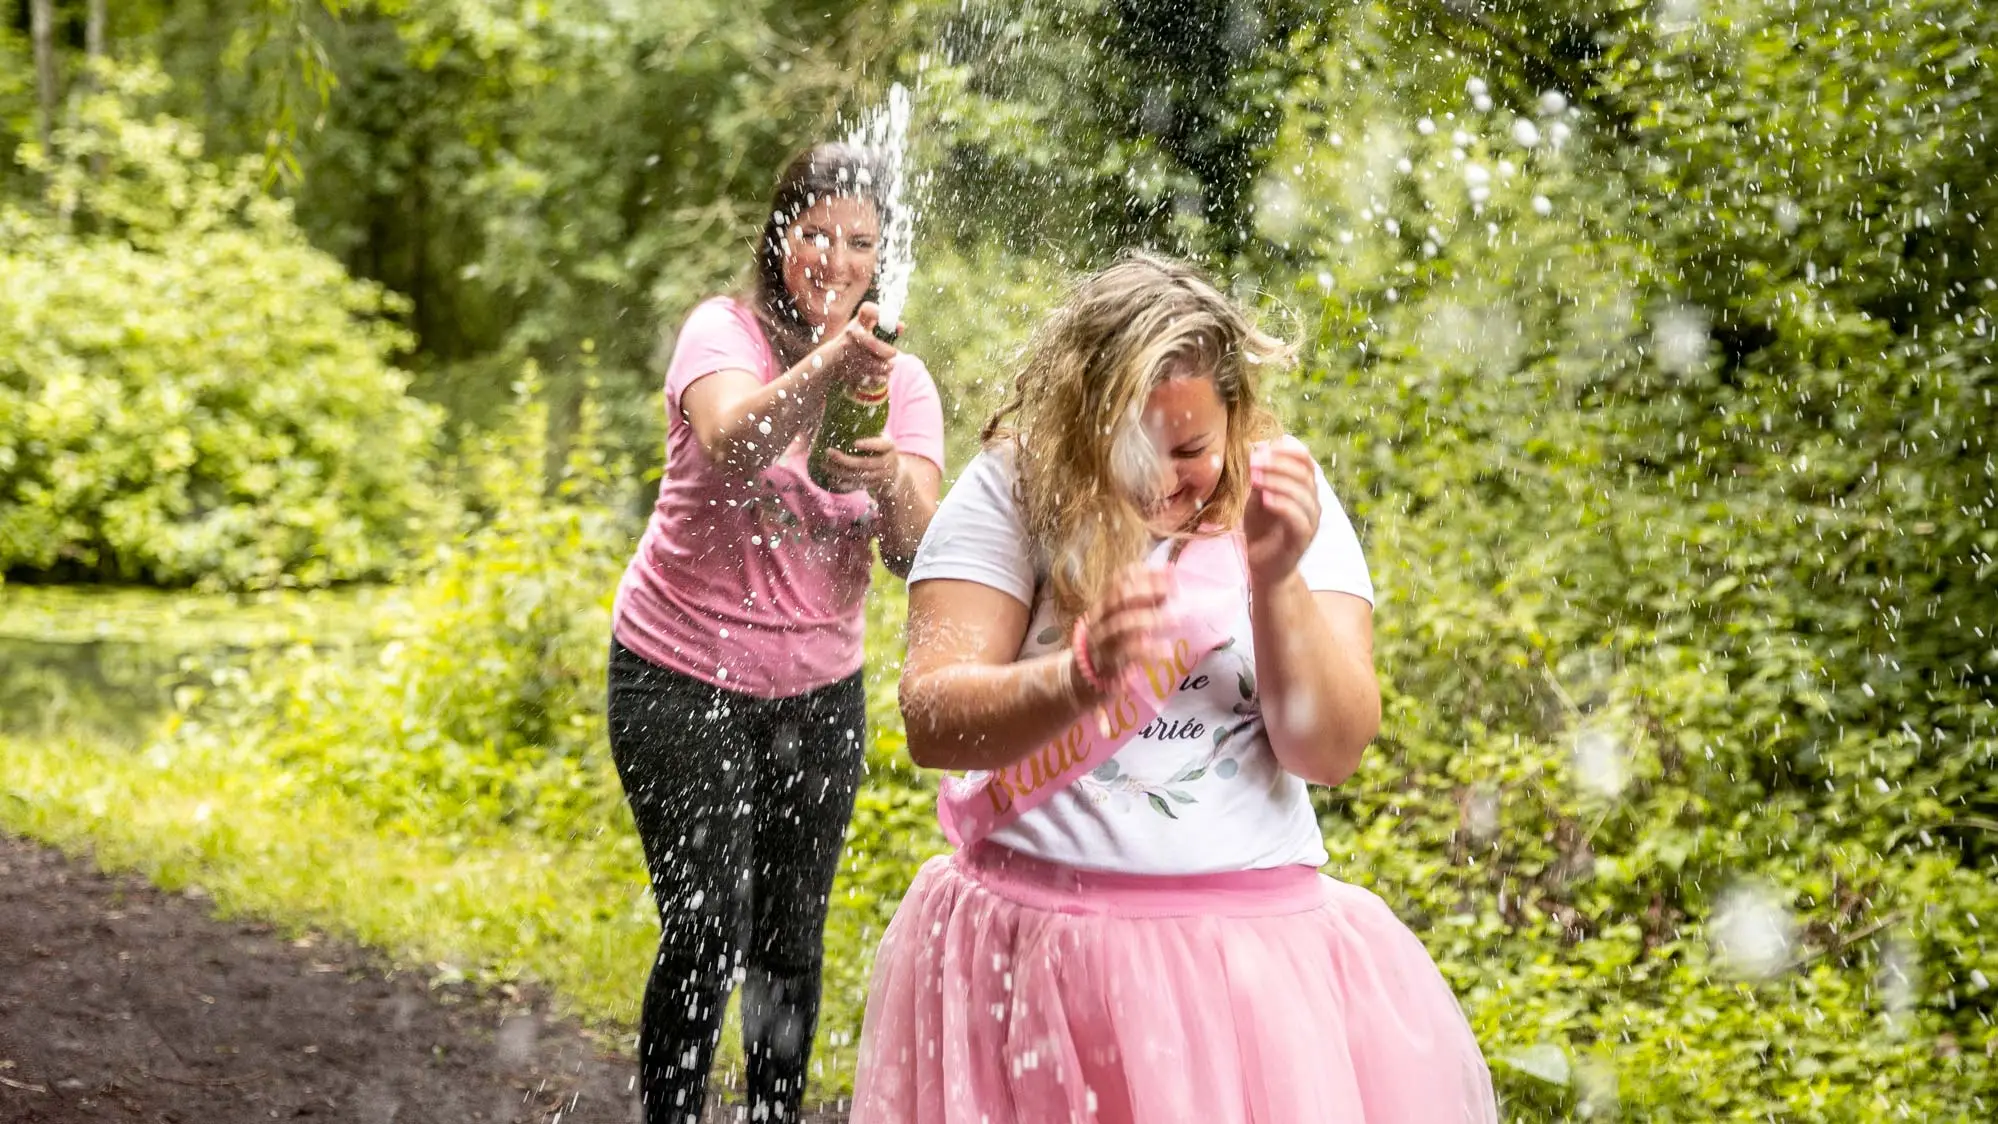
[1781,910,1908,976]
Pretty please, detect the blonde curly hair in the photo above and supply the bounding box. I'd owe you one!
[982,252,1288,627]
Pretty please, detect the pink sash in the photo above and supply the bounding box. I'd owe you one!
[936,532,1248,848]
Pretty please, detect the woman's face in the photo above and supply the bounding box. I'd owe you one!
[782,194,880,331]
[1136,371,1229,535]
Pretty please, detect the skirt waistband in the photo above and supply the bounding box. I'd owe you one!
[951,843,1327,919]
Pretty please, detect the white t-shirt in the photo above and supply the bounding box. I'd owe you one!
[908,446,1375,875]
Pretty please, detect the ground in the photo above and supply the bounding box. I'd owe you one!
[0,832,847,1124]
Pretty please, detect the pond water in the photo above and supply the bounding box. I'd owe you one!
[0,635,189,743]
[0,585,385,744]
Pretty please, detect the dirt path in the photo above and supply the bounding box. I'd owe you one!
[0,833,846,1124]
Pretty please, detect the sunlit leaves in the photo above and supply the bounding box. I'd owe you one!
[0,70,441,589]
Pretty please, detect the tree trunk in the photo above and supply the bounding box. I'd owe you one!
[542,373,584,498]
[30,0,59,151]
[87,0,107,177]
[87,0,106,69]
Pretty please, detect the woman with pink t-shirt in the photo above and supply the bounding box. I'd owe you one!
[608,143,944,1124]
[850,254,1496,1122]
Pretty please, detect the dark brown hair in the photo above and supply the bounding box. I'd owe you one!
[747,143,893,368]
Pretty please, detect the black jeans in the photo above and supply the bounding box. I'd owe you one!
[606,639,866,1124]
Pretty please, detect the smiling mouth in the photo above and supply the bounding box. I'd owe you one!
[1142,488,1188,517]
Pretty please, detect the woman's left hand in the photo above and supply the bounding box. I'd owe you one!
[1243,436,1321,588]
[823,435,903,501]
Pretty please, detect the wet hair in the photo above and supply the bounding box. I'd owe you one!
[747,143,893,368]
[983,251,1288,628]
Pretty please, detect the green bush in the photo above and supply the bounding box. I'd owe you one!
[0,68,441,589]
[897,241,1066,463]
[1249,8,1997,1115]
[171,381,632,841]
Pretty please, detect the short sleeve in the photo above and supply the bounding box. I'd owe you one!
[663,299,772,421]
[1297,461,1375,604]
[887,356,947,475]
[907,448,1036,608]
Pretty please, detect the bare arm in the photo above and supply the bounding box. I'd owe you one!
[817,439,941,578]
[871,453,941,578]
[1252,582,1380,786]
[819,437,940,578]
[899,581,1083,771]
[1244,438,1382,786]
[899,570,1172,771]
[678,366,829,476]
[678,304,895,476]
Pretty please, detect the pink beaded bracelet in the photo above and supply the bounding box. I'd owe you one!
[1070,616,1108,694]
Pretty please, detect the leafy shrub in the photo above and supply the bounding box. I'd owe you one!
[0,68,441,589]
[1252,9,1997,1115]
[168,381,632,841]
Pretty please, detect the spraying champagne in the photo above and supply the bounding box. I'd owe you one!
[807,286,898,491]
[810,82,917,492]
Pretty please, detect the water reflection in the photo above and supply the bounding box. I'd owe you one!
[0,587,383,743]
[0,636,185,743]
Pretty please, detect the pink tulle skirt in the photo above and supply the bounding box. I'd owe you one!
[852,845,1498,1124]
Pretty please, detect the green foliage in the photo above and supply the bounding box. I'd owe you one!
[0,68,442,589]
[5,0,1996,1117]
[0,582,378,744]
[177,382,633,840]
[897,241,1067,461]
[1250,4,1997,1115]
[916,0,1313,261]
[126,0,916,471]
[0,581,384,650]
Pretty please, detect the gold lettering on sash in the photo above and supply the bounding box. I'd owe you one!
[1105,695,1140,739]
[1026,742,1056,790]
[980,630,1205,811]
[1138,637,1199,700]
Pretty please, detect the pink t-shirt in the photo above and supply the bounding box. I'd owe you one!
[613,297,945,699]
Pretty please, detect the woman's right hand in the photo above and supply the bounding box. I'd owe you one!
[809,301,898,391]
[1075,566,1174,694]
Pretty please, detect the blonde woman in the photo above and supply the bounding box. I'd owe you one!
[851,254,1496,1122]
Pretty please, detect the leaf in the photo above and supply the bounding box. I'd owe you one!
[1091,760,1121,781]
[1498,1045,1570,1087]
[1036,626,1062,646]
[1147,793,1178,819]
[1179,767,1206,782]
[1166,789,1195,803]
[1237,671,1255,700]
[509,579,546,624]
[1214,759,1239,779]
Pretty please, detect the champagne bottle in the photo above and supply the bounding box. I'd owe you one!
[807,285,897,491]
